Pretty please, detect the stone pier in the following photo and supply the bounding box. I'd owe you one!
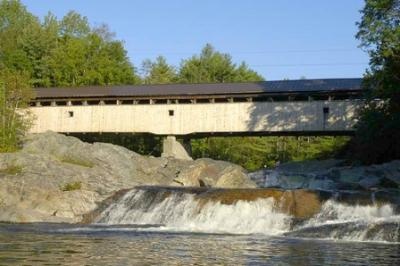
[161,136,193,160]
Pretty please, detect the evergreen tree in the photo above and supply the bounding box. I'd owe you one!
[142,56,177,84]
[179,44,263,83]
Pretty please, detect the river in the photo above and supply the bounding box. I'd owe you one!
[0,186,399,265]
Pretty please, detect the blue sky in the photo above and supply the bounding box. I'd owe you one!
[22,0,369,80]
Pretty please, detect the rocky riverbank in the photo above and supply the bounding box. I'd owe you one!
[249,159,400,194]
[0,132,254,223]
[0,132,399,223]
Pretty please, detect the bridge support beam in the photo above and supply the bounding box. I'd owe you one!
[161,136,192,161]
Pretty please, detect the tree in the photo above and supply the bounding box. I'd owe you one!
[59,11,90,38]
[0,1,140,87]
[0,70,34,152]
[178,44,263,83]
[353,0,400,163]
[233,62,264,82]
[0,0,40,74]
[142,56,178,84]
[44,11,139,86]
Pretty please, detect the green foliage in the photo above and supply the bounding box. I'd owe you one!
[352,0,400,164]
[0,164,22,175]
[0,70,34,152]
[0,1,140,87]
[71,133,162,157]
[178,44,264,83]
[61,181,82,192]
[0,0,39,73]
[142,56,178,84]
[192,136,350,171]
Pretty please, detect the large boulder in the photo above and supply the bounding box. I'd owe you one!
[171,158,256,188]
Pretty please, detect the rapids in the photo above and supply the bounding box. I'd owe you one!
[94,186,400,243]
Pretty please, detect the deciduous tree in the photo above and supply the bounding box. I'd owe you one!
[353,0,400,163]
[0,70,34,152]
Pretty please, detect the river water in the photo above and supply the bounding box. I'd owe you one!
[1,187,399,265]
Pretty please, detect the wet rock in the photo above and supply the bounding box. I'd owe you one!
[196,188,322,219]
[337,167,365,184]
[381,160,400,186]
[287,221,400,242]
[276,159,344,174]
[308,178,337,191]
[359,176,382,189]
[249,159,400,192]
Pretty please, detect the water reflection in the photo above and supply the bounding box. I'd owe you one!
[0,224,399,265]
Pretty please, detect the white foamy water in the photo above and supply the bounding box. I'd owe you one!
[294,200,400,242]
[304,200,397,226]
[97,189,292,235]
[95,188,400,242]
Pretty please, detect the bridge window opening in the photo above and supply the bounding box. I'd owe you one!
[253,96,269,102]
[56,101,67,106]
[137,99,150,104]
[105,100,117,105]
[121,100,133,105]
[214,98,228,103]
[323,107,330,114]
[233,97,248,102]
[68,111,74,117]
[334,94,356,100]
[274,96,289,101]
[312,95,330,101]
[179,99,192,104]
[294,95,309,101]
[156,99,168,104]
[88,100,100,105]
[196,98,209,103]
[169,110,174,116]
[72,101,82,106]
[40,101,51,106]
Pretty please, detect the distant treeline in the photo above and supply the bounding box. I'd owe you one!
[0,1,262,87]
[1,0,398,167]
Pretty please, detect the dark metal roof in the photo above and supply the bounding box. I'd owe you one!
[34,78,362,99]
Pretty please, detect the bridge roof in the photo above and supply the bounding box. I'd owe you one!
[34,78,362,99]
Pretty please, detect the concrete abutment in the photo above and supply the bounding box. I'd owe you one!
[161,136,193,160]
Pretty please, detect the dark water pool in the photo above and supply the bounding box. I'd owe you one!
[0,223,399,265]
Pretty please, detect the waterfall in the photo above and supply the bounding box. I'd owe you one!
[97,189,291,235]
[95,187,400,243]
